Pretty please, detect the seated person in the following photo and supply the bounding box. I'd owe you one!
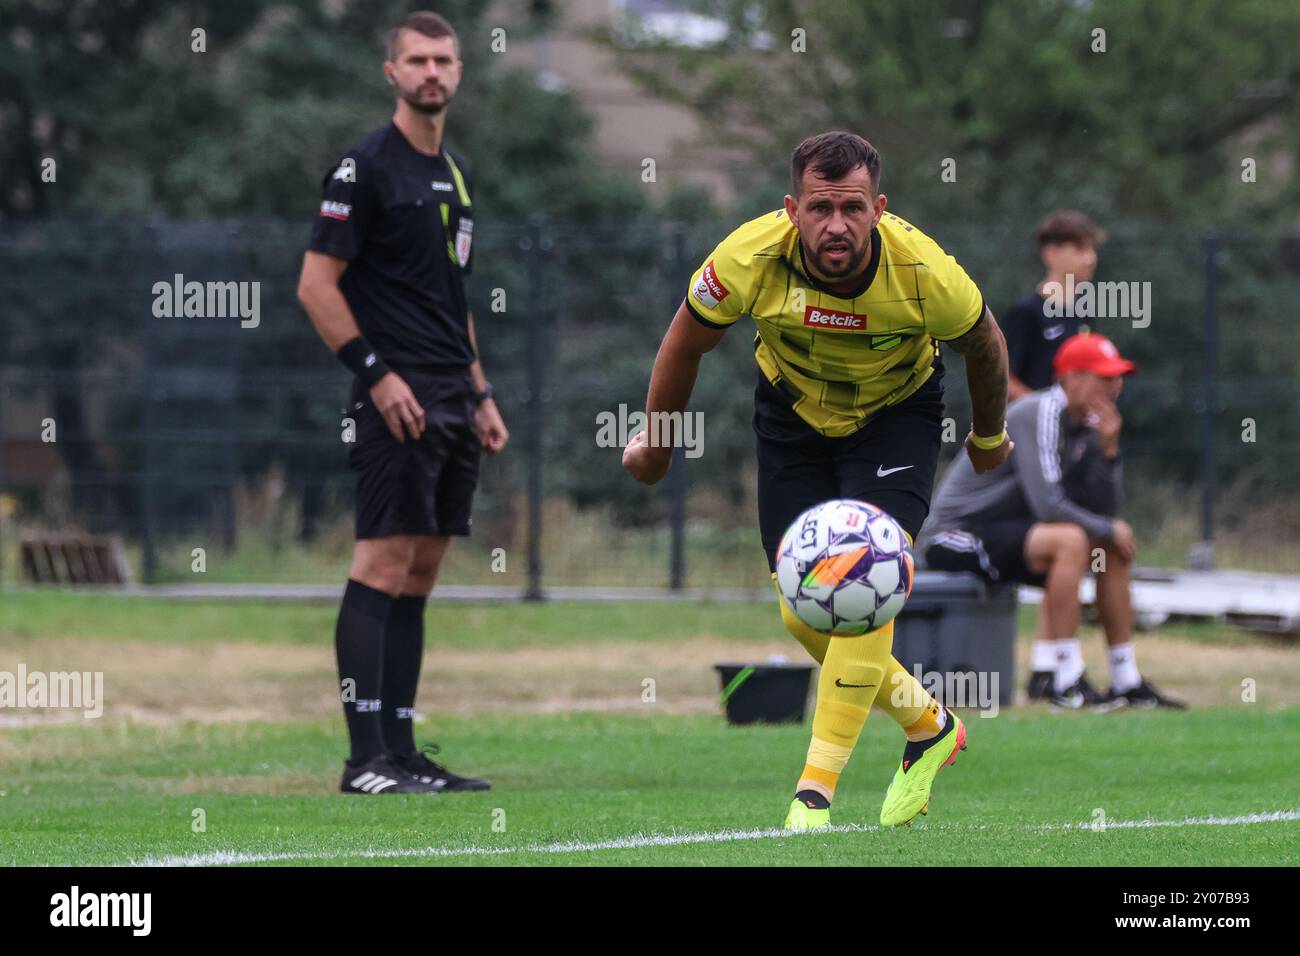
[918,333,1184,711]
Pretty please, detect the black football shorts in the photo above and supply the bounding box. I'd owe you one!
[755,363,946,572]
[922,518,1045,587]
[347,366,480,539]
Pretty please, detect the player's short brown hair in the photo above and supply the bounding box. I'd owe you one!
[791,131,882,195]
[387,11,459,60]
[1035,210,1106,248]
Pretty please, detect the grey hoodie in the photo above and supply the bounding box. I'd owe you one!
[919,385,1121,548]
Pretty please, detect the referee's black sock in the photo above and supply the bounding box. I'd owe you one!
[335,578,393,765]
[382,593,428,760]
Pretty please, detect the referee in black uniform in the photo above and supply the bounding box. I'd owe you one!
[297,11,508,795]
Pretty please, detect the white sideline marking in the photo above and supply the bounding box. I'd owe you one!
[125,809,1300,867]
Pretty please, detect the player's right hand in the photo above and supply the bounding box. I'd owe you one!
[370,372,425,442]
[622,430,673,485]
[1085,397,1123,458]
[1110,518,1137,563]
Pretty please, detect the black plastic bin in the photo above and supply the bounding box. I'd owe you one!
[714,662,815,725]
[891,570,1017,708]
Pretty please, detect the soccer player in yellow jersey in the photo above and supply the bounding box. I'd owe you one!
[623,131,1014,829]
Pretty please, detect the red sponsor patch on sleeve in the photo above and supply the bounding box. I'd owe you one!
[691,260,731,309]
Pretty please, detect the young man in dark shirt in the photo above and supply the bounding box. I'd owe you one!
[297,12,508,795]
[1003,210,1106,401]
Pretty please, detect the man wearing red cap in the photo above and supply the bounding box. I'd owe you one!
[919,333,1185,710]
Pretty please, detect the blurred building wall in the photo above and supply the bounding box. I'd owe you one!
[487,0,740,205]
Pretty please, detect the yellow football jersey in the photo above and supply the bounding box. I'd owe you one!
[686,209,984,437]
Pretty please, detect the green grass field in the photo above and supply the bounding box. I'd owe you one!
[2,593,1297,866]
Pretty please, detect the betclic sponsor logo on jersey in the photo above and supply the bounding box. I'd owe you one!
[803,305,867,331]
[691,260,731,309]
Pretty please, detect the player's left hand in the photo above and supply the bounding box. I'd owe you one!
[476,399,509,454]
[964,430,1014,474]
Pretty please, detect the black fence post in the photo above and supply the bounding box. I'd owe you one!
[0,368,6,584]
[523,219,545,600]
[667,224,688,591]
[1193,232,1218,570]
[142,312,159,585]
[222,221,241,554]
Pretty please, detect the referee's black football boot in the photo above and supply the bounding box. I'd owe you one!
[1095,679,1188,712]
[1049,673,1104,711]
[392,743,491,792]
[339,755,441,795]
[1026,669,1055,702]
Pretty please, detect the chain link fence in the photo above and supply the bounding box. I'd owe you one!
[1,218,1298,589]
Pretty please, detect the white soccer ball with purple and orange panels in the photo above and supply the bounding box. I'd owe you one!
[775,499,914,635]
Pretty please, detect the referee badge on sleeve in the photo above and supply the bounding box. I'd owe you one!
[455,218,474,267]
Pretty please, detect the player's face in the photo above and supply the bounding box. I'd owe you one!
[1042,241,1097,282]
[386,32,462,114]
[786,167,886,281]
[1063,371,1123,412]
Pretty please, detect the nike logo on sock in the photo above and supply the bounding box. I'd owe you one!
[835,678,877,688]
[876,464,914,477]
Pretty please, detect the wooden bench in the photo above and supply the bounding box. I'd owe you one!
[18,533,132,585]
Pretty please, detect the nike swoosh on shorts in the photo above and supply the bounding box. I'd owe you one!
[876,465,914,477]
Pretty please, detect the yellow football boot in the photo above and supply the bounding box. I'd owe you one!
[880,709,967,826]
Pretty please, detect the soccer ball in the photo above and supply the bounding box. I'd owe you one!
[775,499,914,636]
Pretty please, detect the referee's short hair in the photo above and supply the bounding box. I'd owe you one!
[387,11,460,60]
[791,131,882,196]
[1036,210,1106,248]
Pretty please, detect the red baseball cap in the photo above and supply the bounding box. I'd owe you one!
[1052,333,1137,377]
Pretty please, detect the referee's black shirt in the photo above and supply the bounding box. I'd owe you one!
[310,122,476,371]
[1001,291,1086,391]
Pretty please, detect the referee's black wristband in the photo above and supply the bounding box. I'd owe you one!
[336,337,391,387]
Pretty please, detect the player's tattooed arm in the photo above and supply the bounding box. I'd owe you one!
[945,306,1014,473]
[947,306,1009,435]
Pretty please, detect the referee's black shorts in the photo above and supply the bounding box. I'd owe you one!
[347,366,480,540]
[755,363,945,572]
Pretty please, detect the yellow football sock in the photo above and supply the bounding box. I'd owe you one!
[872,652,941,739]
[773,573,831,664]
[900,696,948,742]
[797,624,892,801]
[777,593,940,742]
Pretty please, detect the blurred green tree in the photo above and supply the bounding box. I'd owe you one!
[612,0,1300,227]
[0,0,654,222]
